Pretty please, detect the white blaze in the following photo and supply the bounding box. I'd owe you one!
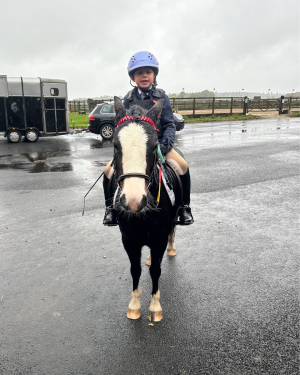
[119,123,148,210]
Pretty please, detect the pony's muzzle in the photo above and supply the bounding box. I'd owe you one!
[120,194,147,212]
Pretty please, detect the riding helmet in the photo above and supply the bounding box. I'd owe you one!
[127,51,159,77]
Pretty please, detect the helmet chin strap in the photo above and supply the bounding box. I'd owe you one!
[130,79,137,88]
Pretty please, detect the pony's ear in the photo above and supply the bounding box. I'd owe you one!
[114,96,126,123]
[146,99,164,125]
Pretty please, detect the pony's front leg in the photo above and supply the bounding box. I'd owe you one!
[128,285,141,319]
[148,239,168,322]
[123,238,142,320]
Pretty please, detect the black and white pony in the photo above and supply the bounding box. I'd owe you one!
[111,96,181,322]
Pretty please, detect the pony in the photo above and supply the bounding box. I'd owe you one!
[111,96,181,322]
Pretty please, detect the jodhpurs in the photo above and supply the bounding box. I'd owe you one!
[104,149,188,178]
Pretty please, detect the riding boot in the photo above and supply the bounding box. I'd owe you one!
[178,168,194,225]
[103,174,118,226]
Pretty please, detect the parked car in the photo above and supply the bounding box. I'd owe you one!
[173,112,185,131]
[88,102,185,140]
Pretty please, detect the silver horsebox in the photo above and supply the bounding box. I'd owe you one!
[0,76,69,143]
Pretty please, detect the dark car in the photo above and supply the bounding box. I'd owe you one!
[88,102,116,140]
[88,102,184,140]
[173,112,185,131]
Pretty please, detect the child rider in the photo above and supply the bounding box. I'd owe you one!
[103,51,193,226]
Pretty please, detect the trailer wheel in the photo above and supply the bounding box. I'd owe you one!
[100,124,114,140]
[7,130,21,143]
[25,129,39,142]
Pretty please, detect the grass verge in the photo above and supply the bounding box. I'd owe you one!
[69,113,89,128]
[290,111,300,117]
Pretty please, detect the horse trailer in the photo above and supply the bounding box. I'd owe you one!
[0,76,69,143]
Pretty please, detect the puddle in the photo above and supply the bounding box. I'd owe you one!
[0,161,73,173]
[89,140,113,149]
[92,161,109,167]
[23,151,70,161]
[0,151,73,173]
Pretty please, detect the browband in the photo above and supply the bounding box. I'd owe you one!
[117,115,157,130]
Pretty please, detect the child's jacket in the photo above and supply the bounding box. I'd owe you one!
[123,87,176,155]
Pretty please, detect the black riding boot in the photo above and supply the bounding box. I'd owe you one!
[103,174,118,226]
[178,168,194,225]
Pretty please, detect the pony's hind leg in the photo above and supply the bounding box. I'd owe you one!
[147,226,176,265]
[123,238,142,319]
[167,226,176,256]
[148,239,167,322]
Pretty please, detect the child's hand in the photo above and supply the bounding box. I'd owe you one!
[159,142,168,156]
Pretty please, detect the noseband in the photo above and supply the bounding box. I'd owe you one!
[117,173,150,184]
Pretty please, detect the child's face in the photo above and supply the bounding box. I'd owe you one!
[132,67,155,90]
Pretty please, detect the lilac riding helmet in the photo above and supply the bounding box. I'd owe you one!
[127,51,159,77]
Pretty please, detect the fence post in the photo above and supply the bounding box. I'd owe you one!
[279,95,284,114]
[193,98,196,117]
[230,97,233,115]
[243,96,248,115]
[212,97,215,115]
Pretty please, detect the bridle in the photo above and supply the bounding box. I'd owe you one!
[115,115,159,186]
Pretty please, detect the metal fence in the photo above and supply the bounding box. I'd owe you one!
[68,97,300,116]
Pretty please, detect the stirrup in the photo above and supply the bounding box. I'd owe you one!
[103,207,118,226]
[175,206,194,226]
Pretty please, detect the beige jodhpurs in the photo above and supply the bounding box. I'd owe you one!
[104,148,188,178]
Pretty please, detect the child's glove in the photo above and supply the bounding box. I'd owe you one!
[159,139,169,156]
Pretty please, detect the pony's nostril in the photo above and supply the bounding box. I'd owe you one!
[137,195,147,211]
[120,194,127,208]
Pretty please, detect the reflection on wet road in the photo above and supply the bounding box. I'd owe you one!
[0,118,298,175]
[0,134,114,173]
[174,118,299,152]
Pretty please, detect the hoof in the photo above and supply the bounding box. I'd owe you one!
[146,255,151,266]
[167,249,177,256]
[127,309,141,320]
[148,310,163,322]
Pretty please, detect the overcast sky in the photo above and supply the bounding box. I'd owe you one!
[1,0,299,99]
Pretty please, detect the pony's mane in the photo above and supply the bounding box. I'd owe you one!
[126,105,147,118]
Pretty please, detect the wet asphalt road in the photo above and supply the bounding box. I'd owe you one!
[0,118,299,375]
